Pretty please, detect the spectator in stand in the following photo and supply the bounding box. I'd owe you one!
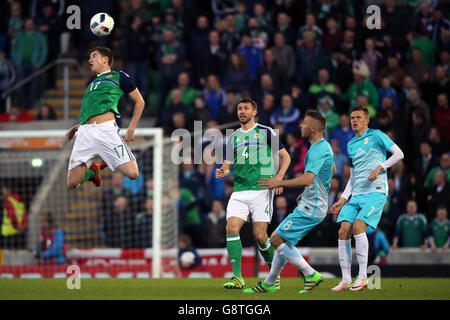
[165,72,198,110]
[295,29,324,90]
[122,15,150,104]
[179,187,202,247]
[284,131,307,178]
[100,195,135,248]
[253,3,271,31]
[270,94,300,134]
[321,17,343,55]
[308,68,338,111]
[432,93,450,143]
[0,49,16,112]
[297,12,323,43]
[1,184,28,249]
[272,32,295,82]
[410,26,437,67]
[223,51,250,94]
[188,15,211,87]
[421,65,450,107]
[439,49,450,72]
[259,48,288,94]
[34,2,63,89]
[120,0,148,27]
[392,199,428,249]
[317,95,339,137]
[273,195,290,224]
[428,127,448,158]
[163,88,191,127]
[234,1,248,33]
[101,171,134,216]
[221,14,241,55]
[330,138,348,178]
[238,33,263,87]
[156,28,186,113]
[200,74,227,120]
[428,205,450,252]
[415,140,439,186]
[218,91,238,125]
[366,226,390,265]
[202,199,226,248]
[425,152,450,188]
[7,2,23,41]
[256,93,275,127]
[426,170,450,221]
[362,37,383,83]
[247,17,269,50]
[178,233,201,269]
[0,105,34,122]
[273,12,296,48]
[377,78,398,110]
[376,52,407,90]
[404,47,430,87]
[193,96,212,123]
[33,212,66,265]
[135,196,153,248]
[11,17,47,109]
[426,5,450,50]
[35,104,57,120]
[397,75,416,111]
[339,60,379,112]
[329,114,354,157]
[381,177,406,242]
[252,73,280,108]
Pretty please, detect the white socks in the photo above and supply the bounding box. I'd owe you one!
[278,243,315,277]
[264,250,286,285]
[338,239,352,284]
[338,233,369,284]
[354,232,368,280]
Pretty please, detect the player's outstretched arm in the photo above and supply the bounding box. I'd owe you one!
[125,88,145,142]
[273,148,291,195]
[258,172,315,190]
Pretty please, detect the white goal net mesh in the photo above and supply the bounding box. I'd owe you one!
[0,129,179,278]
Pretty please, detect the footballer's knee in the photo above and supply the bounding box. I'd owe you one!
[226,220,241,235]
[269,232,284,249]
[338,223,353,240]
[352,220,367,235]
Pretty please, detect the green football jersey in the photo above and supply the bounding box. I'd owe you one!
[226,124,284,192]
[79,70,136,124]
[395,213,428,247]
[429,218,450,248]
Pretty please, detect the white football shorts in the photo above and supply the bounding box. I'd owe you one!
[226,189,274,223]
[68,120,135,171]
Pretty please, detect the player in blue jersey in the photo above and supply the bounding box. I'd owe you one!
[330,106,404,291]
[243,110,335,294]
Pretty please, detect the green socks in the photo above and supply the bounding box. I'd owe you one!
[226,234,242,277]
[258,238,275,270]
[80,168,95,184]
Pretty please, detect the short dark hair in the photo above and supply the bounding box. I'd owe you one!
[88,46,114,66]
[305,109,326,131]
[351,106,370,118]
[236,98,257,110]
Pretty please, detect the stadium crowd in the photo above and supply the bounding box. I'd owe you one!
[0,0,449,256]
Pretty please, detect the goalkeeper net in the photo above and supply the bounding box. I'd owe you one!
[0,128,179,278]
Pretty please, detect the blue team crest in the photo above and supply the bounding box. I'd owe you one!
[364,137,369,145]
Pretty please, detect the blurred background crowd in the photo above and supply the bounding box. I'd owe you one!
[0,0,449,257]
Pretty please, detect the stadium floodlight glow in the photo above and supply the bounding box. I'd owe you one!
[31,158,43,168]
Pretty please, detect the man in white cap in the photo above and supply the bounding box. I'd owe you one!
[339,60,379,111]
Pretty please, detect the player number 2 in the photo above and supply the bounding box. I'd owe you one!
[113,144,124,158]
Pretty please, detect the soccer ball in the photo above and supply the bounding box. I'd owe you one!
[90,13,114,37]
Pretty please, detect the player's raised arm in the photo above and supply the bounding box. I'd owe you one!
[125,88,145,142]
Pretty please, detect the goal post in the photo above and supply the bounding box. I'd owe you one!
[0,127,178,278]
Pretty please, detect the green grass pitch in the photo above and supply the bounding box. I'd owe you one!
[0,278,449,300]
